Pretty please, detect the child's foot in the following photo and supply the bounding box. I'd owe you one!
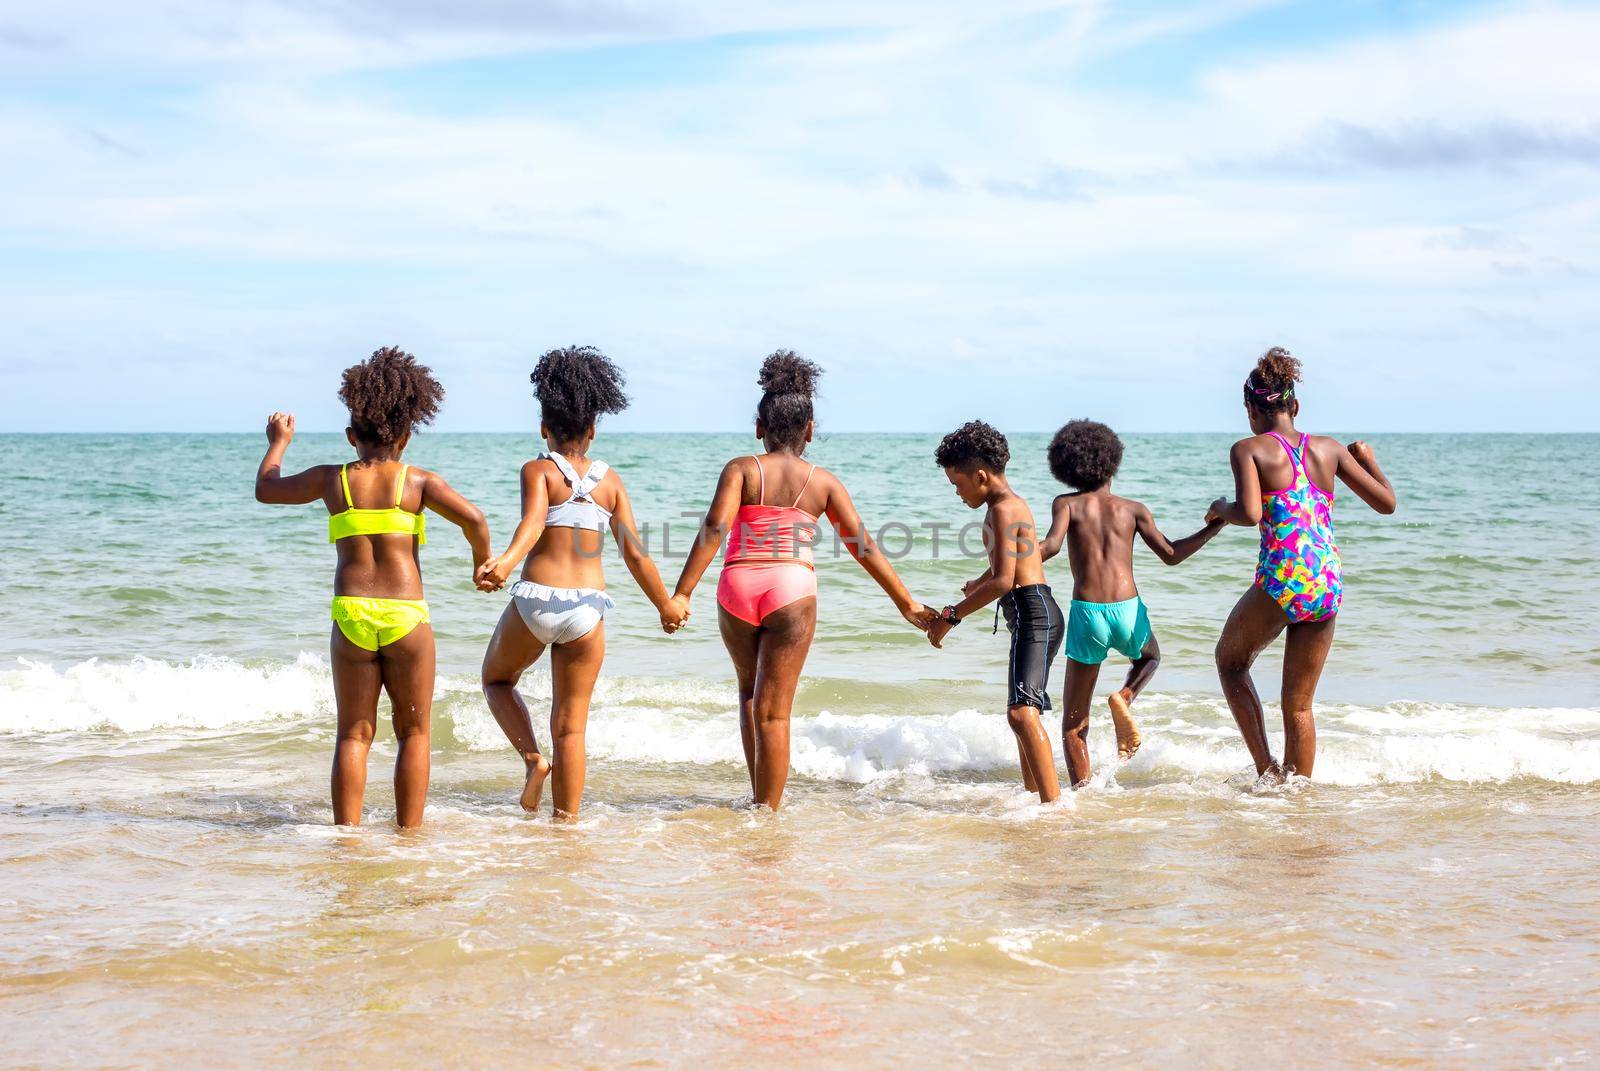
[520,753,551,812]
[1108,690,1142,760]
[1251,763,1288,791]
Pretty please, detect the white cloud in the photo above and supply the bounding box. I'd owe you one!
[1203,6,1600,128]
[1,1,1596,430]
[0,0,1055,73]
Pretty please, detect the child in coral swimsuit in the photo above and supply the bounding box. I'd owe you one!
[668,350,934,810]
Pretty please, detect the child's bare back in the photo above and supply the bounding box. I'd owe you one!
[1049,490,1148,603]
[1040,420,1223,783]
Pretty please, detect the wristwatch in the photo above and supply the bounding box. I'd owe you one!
[940,605,962,627]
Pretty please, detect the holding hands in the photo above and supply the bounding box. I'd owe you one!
[925,609,955,649]
[927,574,989,648]
[474,555,514,593]
[901,601,939,634]
[660,594,691,634]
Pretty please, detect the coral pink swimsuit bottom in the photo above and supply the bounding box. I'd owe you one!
[716,457,820,626]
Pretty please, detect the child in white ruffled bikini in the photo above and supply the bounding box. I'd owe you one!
[476,346,688,818]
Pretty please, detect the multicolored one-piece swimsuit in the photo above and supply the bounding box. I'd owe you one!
[1255,431,1342,622]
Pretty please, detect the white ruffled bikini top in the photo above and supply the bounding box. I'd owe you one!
[542,452,613,531]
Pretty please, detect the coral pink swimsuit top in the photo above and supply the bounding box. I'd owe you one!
[723,456,818,568]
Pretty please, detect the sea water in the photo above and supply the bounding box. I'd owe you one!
[1,433,1596,1068]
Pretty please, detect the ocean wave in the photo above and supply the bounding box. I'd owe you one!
[4,656,1599,787]
[0,654,335,734]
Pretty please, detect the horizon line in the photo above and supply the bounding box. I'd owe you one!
[2,429,1596,437]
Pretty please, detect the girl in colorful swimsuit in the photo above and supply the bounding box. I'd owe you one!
[475,346,688,818]
[668,351,935,810]
[254,347,491,828]
[1207,347,1396,782]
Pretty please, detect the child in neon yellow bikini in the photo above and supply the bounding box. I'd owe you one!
[255,346,491,828]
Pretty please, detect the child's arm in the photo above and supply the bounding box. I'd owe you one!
[253,412,326,505]
[1208,439,1264,526]
[947,505,1020,619]
[670,459,746,609]
[926,506,1021,649]
[1135,503,1225,565]
[1336,440,1397,515]
[420,471,492,576]
[823,478,931,630]
[607,477,688,632]
[475,460,549,591]
[1039,494,1071,562]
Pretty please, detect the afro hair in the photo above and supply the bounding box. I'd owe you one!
[338,345,443,446]
[531,345,629,442]
[1047,419,1122,490]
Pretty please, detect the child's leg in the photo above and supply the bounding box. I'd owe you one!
[330,627,382,826]
[718,608,762,794]
[1007,705,1061,803]
[1280,616,1336,778]
[1060,659,1099,787]
[1109,632,1159,759]
[378,623,436,829]
[547,622,606,820]
[1215,586,1289,781]
[481,603,552,810]
[1015,738,1038,793]
[748,599,817,810]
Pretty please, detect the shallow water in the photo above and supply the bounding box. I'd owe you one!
[2,433,1598,1068]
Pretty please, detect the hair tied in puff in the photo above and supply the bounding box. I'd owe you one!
[758,350,821,398]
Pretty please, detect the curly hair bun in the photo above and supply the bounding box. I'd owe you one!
[531,345,629,442]
[754,349,822,453]
[1254,346,1302,395]
[758,350,822,398]
[338,345,444,446]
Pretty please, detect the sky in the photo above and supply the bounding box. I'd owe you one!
[1,0,1596,433]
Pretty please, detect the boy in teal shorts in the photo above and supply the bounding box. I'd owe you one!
[1039,420,1224,786]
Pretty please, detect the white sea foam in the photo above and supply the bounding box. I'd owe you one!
[4,656,1599,786]
[0,654,335,734]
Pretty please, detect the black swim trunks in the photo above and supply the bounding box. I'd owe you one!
[999,584,1064,711]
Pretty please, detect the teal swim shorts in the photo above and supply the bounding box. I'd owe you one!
[1065,596,1153,665]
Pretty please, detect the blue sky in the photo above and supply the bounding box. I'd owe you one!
[1,0,1596,433]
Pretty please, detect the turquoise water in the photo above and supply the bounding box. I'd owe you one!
[2,432,1598,1069]
[3,432,1594,706]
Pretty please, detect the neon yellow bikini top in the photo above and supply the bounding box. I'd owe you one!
[327,463,427,545]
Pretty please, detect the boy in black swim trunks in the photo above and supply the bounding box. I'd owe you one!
[926,421,1062,803]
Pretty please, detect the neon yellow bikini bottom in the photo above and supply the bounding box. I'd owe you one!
[330,596,430,651]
